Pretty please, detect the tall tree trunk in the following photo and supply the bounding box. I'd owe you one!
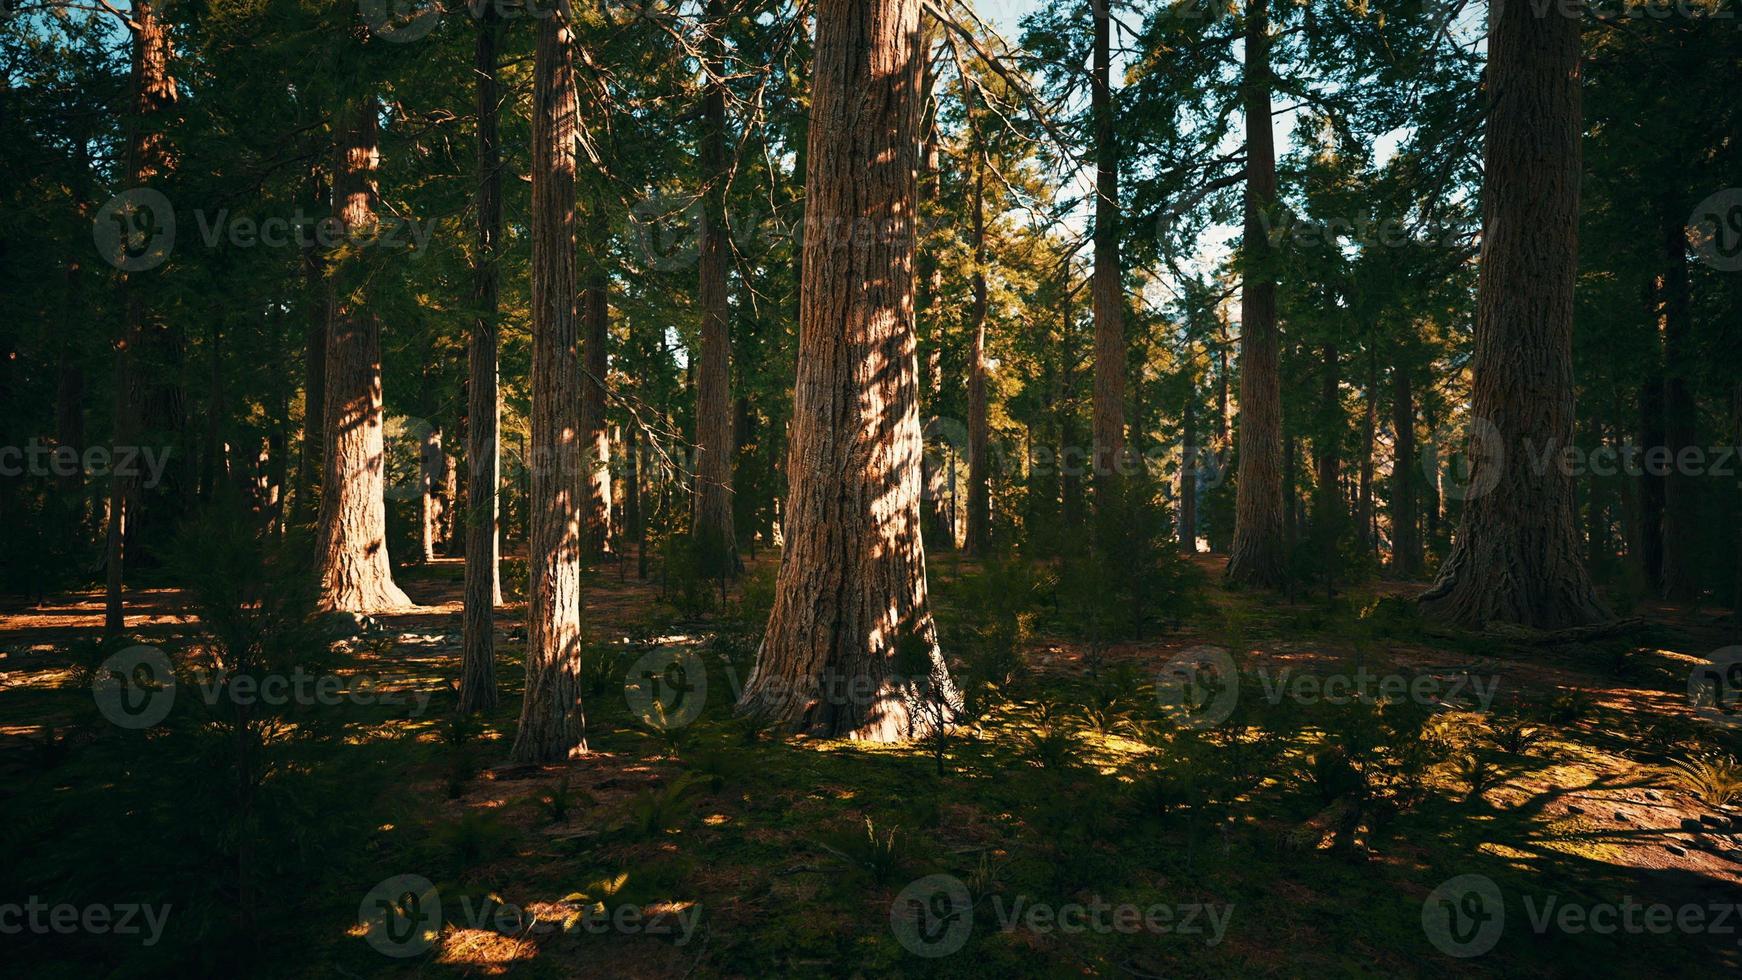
[1357,352,1376,554]
[313,98,412,613]
[1227,0,1286,587]
[419,426,442,563]
[1180,383,1198,554]
[964,129,990,557]
[1059,287,1084,533]
[581,202,613,560]
[1392,360,1422,576]
[461,11,504,714]
[105,0,176,635]
[1658,203,1696,600]
[511,6,588,761]
[1314,342,1341,524]
[917,49,952,549]
[1090,0,1125,487]
[1419,0,1605,627]
[694,0,737,573]
[737,0,960,740]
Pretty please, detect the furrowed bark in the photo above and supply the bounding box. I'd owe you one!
[737,0,961,741]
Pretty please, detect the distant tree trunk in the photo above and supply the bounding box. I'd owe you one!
[737,0,960,740]
[1420,0,1606,627]
[964,133,990,557]
[581,203,612,560]
[1314,343,1341,524]
[461,11,503,714]
[1658,203,1696,600]
[628,418,646,579]
[313,98,413,613]
[1357,352,1377,553]
[441,452,458,552]
[917,52,952,549]
[511,7,589,760]
[1227,0,1286,587]
[1392,360,1422,576]
[694,2,736,574]
[1180,385,1198,554]
[1059,288,1084,533]
[1090,0,1125,488]
[1636,371,1665,588]
[105,0,176,635]
[295,172,327,526]
[419,426,442,563]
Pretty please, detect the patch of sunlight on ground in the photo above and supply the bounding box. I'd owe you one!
[437,926,537,972]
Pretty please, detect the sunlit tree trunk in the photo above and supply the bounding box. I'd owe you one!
[461,11,504,714]
[1420,0,1605,627]
[737,0,960,740]
[1227,0,1286,587]
[313,98,412,613]
[511,5,589,761]
[419,426,442,563]
[694,0,737,573]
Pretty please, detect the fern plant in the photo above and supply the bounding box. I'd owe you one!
[1665,754,1742,807]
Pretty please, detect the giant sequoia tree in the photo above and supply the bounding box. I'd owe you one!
[736,0,961,740]
[313,98,412,614]
[1418,0,1606,628]
[511,4,589,762]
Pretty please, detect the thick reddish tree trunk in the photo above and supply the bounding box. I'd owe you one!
[1089,0,1125,486]
[461,12,504,714]
[693,2,737,573]
[1419,0,1605,628]
[313,99,413,613]
[1227,0,1286,588]
[511,6,588,761]
[736,0,960,741]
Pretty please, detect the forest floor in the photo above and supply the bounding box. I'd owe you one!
[3,551,1741,978]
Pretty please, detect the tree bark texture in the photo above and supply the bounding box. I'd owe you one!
[737,0,961,741]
